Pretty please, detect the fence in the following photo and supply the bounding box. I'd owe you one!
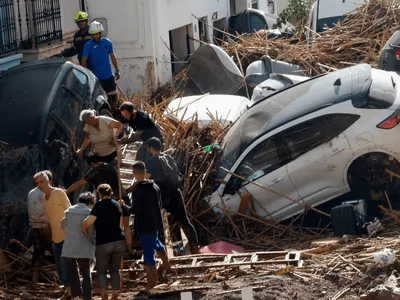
[0,0,18,58]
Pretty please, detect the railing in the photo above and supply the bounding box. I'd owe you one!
[0,0,18,58]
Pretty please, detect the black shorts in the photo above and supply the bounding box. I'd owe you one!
[28,227,52,267]
[99,151,117,163]
[99,76,116,94]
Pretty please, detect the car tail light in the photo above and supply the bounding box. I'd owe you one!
[377,111,400,129]
[396,50,400,60]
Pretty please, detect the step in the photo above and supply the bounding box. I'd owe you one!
[121,159,134,169]
[123,150,137,161]
[120,168,134,180]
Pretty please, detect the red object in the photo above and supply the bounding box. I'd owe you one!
[396,50,400,60]
[199,241,245,254]
[378,112,400,129]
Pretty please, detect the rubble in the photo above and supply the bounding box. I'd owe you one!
[220,0,400,76]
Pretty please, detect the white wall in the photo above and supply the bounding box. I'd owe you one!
[276,0,289,15]
[60,0,81,37]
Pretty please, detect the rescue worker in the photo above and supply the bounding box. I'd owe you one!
[143,137,200,254]
[81,21,121,117]
[61,11,91,65]
[118,101,163,164]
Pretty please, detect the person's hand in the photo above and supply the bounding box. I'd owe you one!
[115,68,121,81]
[109,137,116,146]
[118,199,125,207]
[82,223,88,236]
[76,149,83,159]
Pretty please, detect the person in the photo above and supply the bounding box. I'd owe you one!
[76,109,124,163]
[27,170,53,286]
[61,192,96,300]
[120,161,171,291]
[34,171,71,295]
[61,11,91,65]
[145,137,200,254]
[118,102,163,164]
[82,184,125,300]
[81,21,121,115]
[66,153,133,255]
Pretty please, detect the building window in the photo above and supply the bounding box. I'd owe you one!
[252,0,258,9]
[0,0,17,58]
[268,0,275,14]
[198,17,209,43]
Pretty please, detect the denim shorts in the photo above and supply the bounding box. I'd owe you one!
[139,231,165,266]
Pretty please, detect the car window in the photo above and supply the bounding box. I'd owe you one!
[250,14,267,31]
[282,114,359,161]
[64,68,88,101]
[224,136,285,194]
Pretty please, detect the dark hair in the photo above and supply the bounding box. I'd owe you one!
[97,184,113,197]
[86,154,102,165]
[77,192,95,205]
[119,102,134,112]
[42,170,53,183]
[132,161,146,173]
[147,137,162,151]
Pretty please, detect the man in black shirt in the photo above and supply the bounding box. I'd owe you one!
[118,102,163,164]
[65,154,133,254]
[120,161,172,290]
[145,137,200,254]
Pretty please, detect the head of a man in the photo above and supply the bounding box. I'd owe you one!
[146,137,162,156]
[132,161,146,181]
[86,154,102,168]
[79,109,97,126]
[33,171,51,193]
[77,192,96,206]
[119,102,135,120]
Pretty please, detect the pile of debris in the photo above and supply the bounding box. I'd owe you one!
[221,0,400,76]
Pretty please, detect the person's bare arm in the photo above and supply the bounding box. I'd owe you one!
[81,56,88,68]
[108,119,124,137]
[118,131,143,144]
[82,215,97,235]
[66,178,88,195]
[77,132,91,158]
[110,53,119,71]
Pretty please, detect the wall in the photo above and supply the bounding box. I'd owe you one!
[276,0,289,15]
[60,0,81,38]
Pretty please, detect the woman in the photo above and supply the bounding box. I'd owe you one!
[61,192,96,300]
[77,109,124,163]
[82,184,125,300]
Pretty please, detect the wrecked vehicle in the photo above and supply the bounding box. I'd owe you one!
[208,64,400,222]
[0,58,112,248]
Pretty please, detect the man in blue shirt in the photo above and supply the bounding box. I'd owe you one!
[82,21,121,117]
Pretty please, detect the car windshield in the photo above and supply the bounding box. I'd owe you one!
[0,62,61,147]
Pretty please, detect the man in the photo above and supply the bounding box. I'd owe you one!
[65,154,133,255]
[120,161,172,290]
[61,11,91,65]
[81,21,121,116]
[27,170,53,286]
[144,137,200,254]
[118,101,163,164]
[34,171,71,295]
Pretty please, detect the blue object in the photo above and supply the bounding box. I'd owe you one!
[139,231,165,266]
[82,37,114,80]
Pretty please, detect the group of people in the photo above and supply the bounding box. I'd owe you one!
[61,11,120,116]
[27,101,200,299]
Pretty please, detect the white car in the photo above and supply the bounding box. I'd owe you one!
[208,64,400,222]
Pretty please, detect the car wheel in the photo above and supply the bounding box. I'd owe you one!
[99,108,113,118]
[347,152,400,210]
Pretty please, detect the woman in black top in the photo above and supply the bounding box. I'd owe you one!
[82,184,125,300]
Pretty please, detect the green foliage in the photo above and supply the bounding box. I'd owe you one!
[279,0,315,25]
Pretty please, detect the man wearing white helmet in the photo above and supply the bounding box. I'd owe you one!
[82,21,121,117]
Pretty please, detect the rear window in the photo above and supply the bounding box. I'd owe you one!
[352,70,397,109]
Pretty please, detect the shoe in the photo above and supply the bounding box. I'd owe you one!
[190,244,201,254]
[145,266,158,290]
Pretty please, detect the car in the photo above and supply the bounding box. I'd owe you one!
[0,58,112,249]
[207,63,400,222]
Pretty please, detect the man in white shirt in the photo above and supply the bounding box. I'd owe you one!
[27,170,53,286]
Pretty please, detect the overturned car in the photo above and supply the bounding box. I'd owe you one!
[0,59,112,248]
[208,64,400,222]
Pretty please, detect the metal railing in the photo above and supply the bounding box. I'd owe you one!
[0,0,18,58]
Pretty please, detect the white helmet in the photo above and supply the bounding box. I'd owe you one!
[89,21,104,35]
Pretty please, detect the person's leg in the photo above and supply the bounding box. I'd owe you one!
[109,240,126,299]
[29,229,41,286]
[96,243,112,299]
[135,142,148,163]
[122,216,133,255]
[154,234,172,272]
[66,258,82,298]
[168,190,199,249]
[77,259,92,300]
[139,233,158,290]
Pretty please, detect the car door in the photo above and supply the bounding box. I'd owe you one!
[222,134,301,221]
[284,114,358,212]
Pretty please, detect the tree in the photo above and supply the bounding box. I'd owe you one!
[278,0,315,29]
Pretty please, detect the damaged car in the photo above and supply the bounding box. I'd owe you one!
[208,64,400,222]
[0,58,112,248]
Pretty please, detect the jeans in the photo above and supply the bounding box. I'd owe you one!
[139,232,165,266]
[53,241,69,287]
[95,240,125,290]
[166,189,198,245]
[65,258,92,300]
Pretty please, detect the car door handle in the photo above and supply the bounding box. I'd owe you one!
[269,177,284,185]
[328,147,345,156]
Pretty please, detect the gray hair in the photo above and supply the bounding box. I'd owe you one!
[33,171,49,181]
[79,109,96,123]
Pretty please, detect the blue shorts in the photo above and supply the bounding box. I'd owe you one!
[139,231,165,266]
